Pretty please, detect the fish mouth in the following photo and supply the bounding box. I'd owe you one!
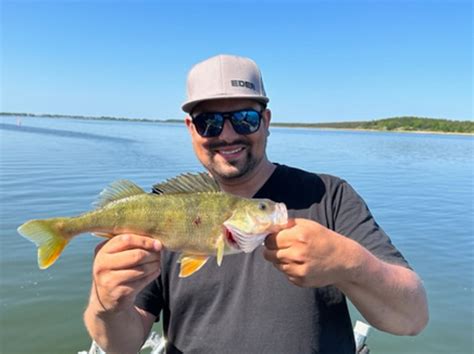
[273,203,288,227]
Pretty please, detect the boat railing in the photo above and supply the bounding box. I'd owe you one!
[79,320,371,354]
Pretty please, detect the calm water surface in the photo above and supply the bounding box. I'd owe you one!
[0,117,472,353]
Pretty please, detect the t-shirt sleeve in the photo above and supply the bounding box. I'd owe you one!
[332,180,411,269]
[134,276,164,321]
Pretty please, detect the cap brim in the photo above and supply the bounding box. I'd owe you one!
[182,95,269,114]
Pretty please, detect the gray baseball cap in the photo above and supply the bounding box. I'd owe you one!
[182,54,269,113]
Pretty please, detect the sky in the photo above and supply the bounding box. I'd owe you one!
[1,0,472,123]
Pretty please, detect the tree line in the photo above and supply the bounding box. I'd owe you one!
[272,117,474,134]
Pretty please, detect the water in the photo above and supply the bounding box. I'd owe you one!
[1,116,472,354]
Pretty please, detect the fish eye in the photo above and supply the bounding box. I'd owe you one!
[258,202,267,211]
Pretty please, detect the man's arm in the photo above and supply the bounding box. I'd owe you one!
[335,243,428,335]
[263,218,429,336]
[83,234,162,354]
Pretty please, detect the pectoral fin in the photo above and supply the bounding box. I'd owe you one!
[179,255,209,278]
[216,235,225,266]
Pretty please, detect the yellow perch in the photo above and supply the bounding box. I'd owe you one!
[17,173,288,277]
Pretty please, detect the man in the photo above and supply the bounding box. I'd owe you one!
[84,54,428,353]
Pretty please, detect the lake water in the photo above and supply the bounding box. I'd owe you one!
[0,116,472,354]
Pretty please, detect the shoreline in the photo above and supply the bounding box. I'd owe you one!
[1,113,472,136]
[272,126,474,136]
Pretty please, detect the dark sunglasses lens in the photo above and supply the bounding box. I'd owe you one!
[193,113,224,137]
[231,110,261,135]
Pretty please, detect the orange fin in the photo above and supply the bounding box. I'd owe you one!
[178,254,209,278]
[17,218,70,269]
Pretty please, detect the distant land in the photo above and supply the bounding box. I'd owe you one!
[272,117,474,134]
[1,112,473,134]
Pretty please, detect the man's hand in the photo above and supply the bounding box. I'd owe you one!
[84,234,161,353]
[91,234,162,315]
[263,218,428,335]
[263,218,353,288]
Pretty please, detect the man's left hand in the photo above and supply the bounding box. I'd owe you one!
[263,218,429,335]
[263,218,354,288]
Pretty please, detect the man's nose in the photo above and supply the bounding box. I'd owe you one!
[219,119,239,141]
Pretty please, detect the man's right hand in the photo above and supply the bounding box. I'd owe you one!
[91,234,162,315]
[84,234,161,353]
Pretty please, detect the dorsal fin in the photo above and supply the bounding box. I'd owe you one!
[152,172,220,195]
[94,180,146,208]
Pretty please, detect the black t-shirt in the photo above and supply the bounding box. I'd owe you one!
[135,164,410,353]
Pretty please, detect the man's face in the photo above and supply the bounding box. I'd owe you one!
[185,99,271,181]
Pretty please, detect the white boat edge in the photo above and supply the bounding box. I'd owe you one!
[79,321,371,354]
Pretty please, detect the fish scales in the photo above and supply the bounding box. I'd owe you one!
[63,193,234,254]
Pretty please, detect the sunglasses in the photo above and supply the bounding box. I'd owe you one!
[191,109,263,138]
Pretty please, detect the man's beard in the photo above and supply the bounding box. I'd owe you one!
[212,150,259,180]
[204,138,259,180]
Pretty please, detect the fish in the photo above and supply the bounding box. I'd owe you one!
[17,172,288,277]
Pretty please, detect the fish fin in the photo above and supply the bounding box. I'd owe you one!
[152,172,220,195]
[216,235,225,266]
[17,218,70,269]
[92,232,114,238]
[178,255,209,278]
[94,180,146,208]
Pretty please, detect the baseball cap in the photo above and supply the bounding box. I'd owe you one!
[182,54,269,113]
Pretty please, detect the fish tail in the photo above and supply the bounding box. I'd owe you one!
[17,218,70,269]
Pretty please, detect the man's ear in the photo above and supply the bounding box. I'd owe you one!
[185,116,193,132]
[263,109,272,136]
[263,108,271,126]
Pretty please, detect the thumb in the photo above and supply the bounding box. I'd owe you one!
[282,218,296,229]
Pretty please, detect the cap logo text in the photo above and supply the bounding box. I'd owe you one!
[231,80,256,90]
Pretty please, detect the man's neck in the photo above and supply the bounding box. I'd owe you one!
[215,160,276,198]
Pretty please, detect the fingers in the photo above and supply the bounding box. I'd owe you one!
[263,250,307,285]
[121,265,161,290]
[94,234,162,274]
[91,234,162,313]
[264,220,297,263]
[92,265,161,312]
[95,261,161,290]
[262,219,342,288]
[102,234,162,254]
[104,248,161,270]
[264,232,292,250]
[263,247,305,265]
[264,218,297,250]
[263,219,314,285]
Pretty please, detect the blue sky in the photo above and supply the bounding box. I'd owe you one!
[1,0,472,123]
